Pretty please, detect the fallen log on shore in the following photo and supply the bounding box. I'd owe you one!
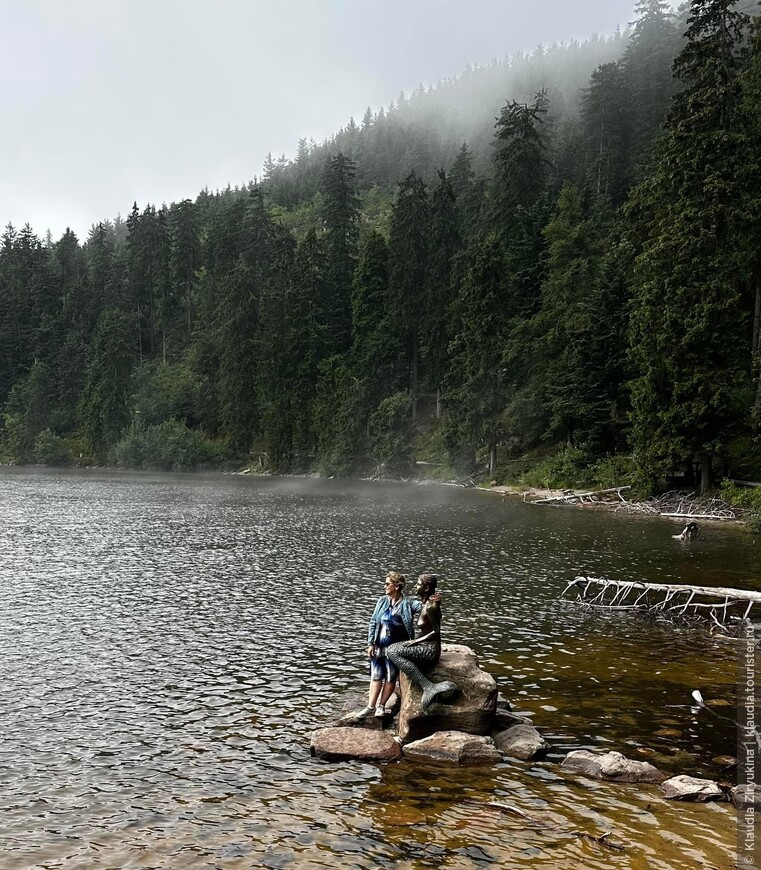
[529,486,631,505]
[563,575,761,630]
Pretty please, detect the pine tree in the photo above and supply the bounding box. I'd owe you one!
[321,152,360,355]
[524,185,624,450]
[443,236,509,474]
[287,229,329,464]
[492,91,550,239]
[79,307,134,459]
[168,198,201,340]
[622,0,680,163]
[388,172,430,422]
[422,170,462,413]
[581,62,632,202]
[627,0,753,492]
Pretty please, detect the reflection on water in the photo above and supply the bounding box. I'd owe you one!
[1,467,754,868]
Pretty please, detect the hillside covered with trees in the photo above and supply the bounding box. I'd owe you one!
[2,0,760,494]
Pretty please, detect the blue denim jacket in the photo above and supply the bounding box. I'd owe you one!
[367,595,421,646]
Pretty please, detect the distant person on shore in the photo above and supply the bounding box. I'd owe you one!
[387,573,457,710]
[361,571,417,718]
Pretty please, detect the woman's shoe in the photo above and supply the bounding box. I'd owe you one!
[374,705,386,717]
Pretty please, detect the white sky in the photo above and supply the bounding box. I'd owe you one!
[0,0,678,239]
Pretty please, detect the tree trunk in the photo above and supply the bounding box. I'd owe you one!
[700,453,712,495]
[752,279,761,364]
[411,340,418,425]
[489,442,497,477]
[436,387,441,419]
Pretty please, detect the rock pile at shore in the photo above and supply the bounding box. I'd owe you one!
[310,643,549,766]
[309,642,745,808]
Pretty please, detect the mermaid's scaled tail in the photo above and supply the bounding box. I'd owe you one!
[387,643,459,711]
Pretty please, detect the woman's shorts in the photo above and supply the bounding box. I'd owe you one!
[370,651,399,682]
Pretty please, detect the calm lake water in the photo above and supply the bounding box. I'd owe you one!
[2,467,758,869]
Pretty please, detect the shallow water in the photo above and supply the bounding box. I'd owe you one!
[1,467,756,868]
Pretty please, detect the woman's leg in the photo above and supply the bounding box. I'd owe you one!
[379,678,397,707]
[368,678,383,708]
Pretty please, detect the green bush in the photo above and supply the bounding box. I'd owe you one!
[111,420,227,472]
[519,446,592,490]
[720,480,761,512]
[512,447,633,491]
[33,429,72,466]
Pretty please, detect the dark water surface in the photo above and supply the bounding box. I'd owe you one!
[2,468,757,868]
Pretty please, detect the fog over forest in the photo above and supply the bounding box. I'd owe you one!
[2,0,761,515]
[3,0,673,237]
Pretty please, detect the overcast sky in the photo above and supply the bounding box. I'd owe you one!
[0,0,677,239]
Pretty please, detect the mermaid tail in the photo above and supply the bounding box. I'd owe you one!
[387,642,459,711]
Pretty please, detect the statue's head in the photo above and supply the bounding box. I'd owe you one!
[385,571,406,594]
[416,573,438,596]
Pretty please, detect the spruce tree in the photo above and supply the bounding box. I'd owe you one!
[627,0,753,491]
[388,172,430,422]
[321,152,360,356]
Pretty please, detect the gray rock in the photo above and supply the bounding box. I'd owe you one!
[598,751,665,783]
[732,784,761,808]
[398,643,498,743]
[494,709,530,730]
[661,775,724,802]
[334,710,386,730]
[561,750,664,783]
[560,750,603,778]
[494,723,549,760]
[403,730,501,765]
[310,726,402,762]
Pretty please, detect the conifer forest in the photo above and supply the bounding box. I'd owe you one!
[2,0,760,494]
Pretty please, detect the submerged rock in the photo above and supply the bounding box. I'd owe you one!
[661,775,724,802]
[561,750,664,783]
[732,784,761,808]
[403,730,501,765]
[397,643,497,743]
[310,727,402,762]
[494,723,549,760]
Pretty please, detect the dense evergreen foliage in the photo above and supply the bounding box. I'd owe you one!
[2,0,760,490]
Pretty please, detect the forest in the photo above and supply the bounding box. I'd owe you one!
[1,0,760,495]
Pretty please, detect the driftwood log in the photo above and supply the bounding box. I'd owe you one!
[563,575,761,630]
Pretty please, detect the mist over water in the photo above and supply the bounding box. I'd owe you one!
[1,468,751,868]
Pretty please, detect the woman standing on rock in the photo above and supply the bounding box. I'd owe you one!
[387,573,457,711]
[361,571,418,718]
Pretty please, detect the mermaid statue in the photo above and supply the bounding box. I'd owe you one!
[386,573,458,710]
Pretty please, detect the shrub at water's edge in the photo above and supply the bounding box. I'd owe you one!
[110,420,228,472]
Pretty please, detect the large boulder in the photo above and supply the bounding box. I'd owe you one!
[310,727,402,762]
[397,643,498,743]
[661,775,724,802]
[494,723,549,760]
[561,750,664,783]
[403,731,501,765]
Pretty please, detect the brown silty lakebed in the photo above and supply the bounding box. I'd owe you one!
[1,467,754,868]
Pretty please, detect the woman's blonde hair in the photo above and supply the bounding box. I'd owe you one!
[386,570,406,591]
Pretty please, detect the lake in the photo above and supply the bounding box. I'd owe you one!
[1,467,755,868]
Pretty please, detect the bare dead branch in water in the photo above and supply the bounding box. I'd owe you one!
[562,575,761,633]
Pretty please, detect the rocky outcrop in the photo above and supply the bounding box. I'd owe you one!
[310,727,402,762]
[494,723,549,760]
[403,731,501,765]
[661,775,724,802]
[397,643,498,743]
[561,750,665,783]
